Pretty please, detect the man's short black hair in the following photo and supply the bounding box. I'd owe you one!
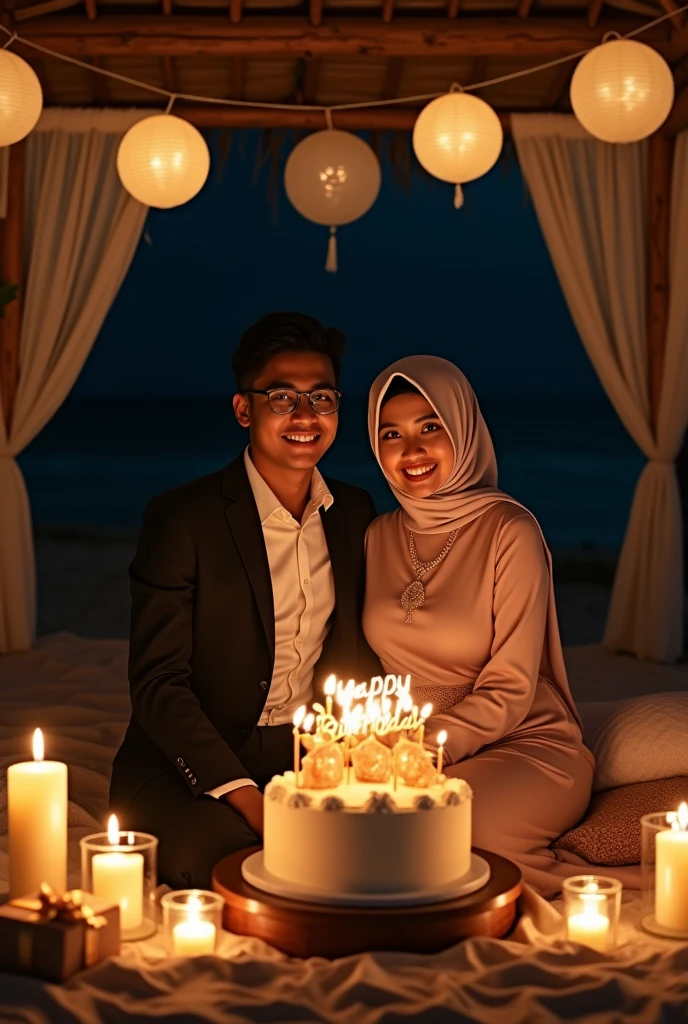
[232,312,346,390]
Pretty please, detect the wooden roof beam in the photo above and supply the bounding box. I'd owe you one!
[446,0,461,16]
[518,0,534,17]
[544,59,573,107]
[16,17,674,58]
[229,0,242,23]
[310,0,323,27]
[382,0,394,23]
[381,55,403,98]
[301,55,320,102]
[162,53,176,91]
[89,54,109,101]
[230,55,244,97]
[174,105,516,130]
[161,0,172,13]
[587,0,604,28]
[465,55,488,86]
[84,0,97,20]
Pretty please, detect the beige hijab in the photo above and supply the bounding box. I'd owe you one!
[368,355,582,729]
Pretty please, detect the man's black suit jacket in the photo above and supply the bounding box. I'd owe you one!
[109,452,378,810]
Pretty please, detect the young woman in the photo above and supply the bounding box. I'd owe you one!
[363,354,595,896]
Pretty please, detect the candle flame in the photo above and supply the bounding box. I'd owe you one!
[32,728,44,762]
[675,802,688,831]
[583,880,599,894]
[293,705,307,729]
[437,730,447,747]
[187,891,202,923]
[420,703,433,720]
[107,814,120,846]
[324,675,337,697]
[303,713,314,733]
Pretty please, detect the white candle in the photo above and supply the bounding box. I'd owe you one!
[292,705,307,787]
[172,894,216,956]
[324,676,336,718]
[655,802,688,931]
[8,729,67,898]
[417,703,433,746]
[436,730,447,777]
[92,815,143,932]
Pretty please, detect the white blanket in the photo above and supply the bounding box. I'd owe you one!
[1,634,687,1023]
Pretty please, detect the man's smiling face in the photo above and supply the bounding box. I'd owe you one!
[232,350,339,474]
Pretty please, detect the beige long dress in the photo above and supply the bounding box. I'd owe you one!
[364,503,595,897]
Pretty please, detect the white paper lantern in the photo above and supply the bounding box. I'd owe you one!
[284,129,381,271]
[0,50,43,146]
[570,38,674,143]
[413,91,503,205]
[117,114,210,209]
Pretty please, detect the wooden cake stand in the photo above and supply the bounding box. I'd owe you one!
[212,847,522,958]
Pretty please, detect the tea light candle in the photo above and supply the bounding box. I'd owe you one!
[172,894,216,956]
[8,729,68,898]
[92,815,144,931]
[567,886,610,952]
[655,802,688,931]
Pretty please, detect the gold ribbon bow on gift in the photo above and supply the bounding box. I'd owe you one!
[11,883,108,971]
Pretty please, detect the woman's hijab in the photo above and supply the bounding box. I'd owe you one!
[368,355,583,730]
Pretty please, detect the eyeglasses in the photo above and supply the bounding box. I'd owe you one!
[241,388,342,415]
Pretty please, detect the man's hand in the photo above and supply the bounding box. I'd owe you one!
[222,785,264,838]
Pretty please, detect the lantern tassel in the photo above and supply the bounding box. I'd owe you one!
[454,184,464,210]
[326,226,338,273]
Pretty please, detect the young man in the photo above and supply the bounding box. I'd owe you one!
[109,313,378,888]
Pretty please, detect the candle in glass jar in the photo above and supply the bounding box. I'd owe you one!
[8,729,67,898]
[655,802,688,931]
[172,894,216,956]
[92,815,144,931]
[567,888,610,952]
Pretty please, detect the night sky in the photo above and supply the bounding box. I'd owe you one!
[73,131,603,403]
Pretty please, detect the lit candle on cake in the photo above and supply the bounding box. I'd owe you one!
[436,731,447,777]
[417,704,433,746]
[292,705,307,785]
[324,676,336,717]
[8,728,68,898]
[566,882,610,951]
[172,893,216,956]
[92,815,144,931]
[655,802,688,931]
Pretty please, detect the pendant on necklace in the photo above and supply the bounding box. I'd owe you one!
[401,579,425,624]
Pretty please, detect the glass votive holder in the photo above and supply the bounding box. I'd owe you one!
[161,889,224,956]
[562,875,621,952]
[641,805,688,939]
[80,827,158,941]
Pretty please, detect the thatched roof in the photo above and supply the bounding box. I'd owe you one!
[4,0,688,133]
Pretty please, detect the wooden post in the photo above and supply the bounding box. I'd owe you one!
[0,139,25,439]
[647,130,674,437]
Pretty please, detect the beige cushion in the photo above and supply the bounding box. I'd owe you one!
[554,777,688,866]
[579,692,688,793]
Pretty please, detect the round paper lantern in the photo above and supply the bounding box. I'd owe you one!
[117,114,210,209]
[0,50,43,146]
[570,38,674,143]
[413,91,503,205]
[284,129,381,271]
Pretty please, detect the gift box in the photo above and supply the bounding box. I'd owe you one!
[0,884,121,983]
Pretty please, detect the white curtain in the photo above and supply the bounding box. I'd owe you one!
[512,115,688,662]
[0,108,149,653]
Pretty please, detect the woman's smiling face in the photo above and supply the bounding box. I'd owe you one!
[377,392,454,498]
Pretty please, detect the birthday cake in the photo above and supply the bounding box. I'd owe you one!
[259,674,474,901]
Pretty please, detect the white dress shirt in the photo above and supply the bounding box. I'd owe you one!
[206,448,335,799]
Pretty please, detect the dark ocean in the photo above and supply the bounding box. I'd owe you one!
[18,392,643,550]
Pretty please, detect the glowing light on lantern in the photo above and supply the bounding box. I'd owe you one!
[412,90,503,208]
[570,38,673,143]
[0,50,43,146]
[284,129,381,272]
[117,114,210,209]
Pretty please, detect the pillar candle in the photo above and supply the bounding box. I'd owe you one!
[92,816,143,932]
[655,803,688,931]
[8,729,67,899]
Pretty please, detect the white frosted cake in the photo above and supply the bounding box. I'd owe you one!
[253,673,474,901]
[264,771,472,897]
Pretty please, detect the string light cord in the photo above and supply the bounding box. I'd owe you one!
[0,1,686,119]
